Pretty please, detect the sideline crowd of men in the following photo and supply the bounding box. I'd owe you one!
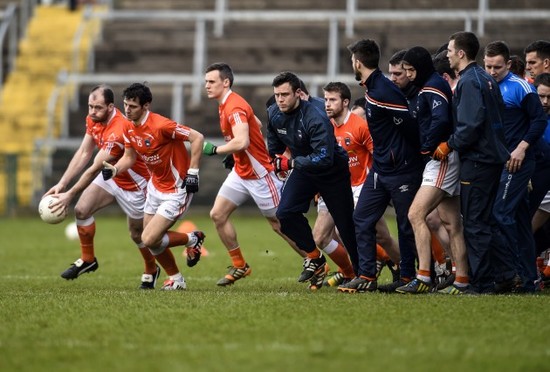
[44,30,550,295]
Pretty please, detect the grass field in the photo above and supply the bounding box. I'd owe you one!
[1,212,549,371]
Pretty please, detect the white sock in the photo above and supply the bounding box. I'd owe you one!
[321,240,338,255]
[186,232,198,247]
[169,273,183,282]
[417,274,431,283]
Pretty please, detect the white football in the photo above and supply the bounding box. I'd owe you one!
[64,221,79,240]
[38,195,67,224]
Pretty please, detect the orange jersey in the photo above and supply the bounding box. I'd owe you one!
[123,111,192,193]
[85,108,150,191]
[219,91,274,179]
[332,111,373,186]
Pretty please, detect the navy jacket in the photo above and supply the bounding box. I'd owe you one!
[447,63,509,164]
[415,72,453,154]
[363,69,422,175]
[267,99,348,175]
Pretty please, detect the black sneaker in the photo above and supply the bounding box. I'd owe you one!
[395,278,432,294]
[139,265,161,290]
[338,276,377,293]
[386,261,401,282]
[216,263,252,286]
[495,274,523,294]
[308,266,329,291]
[435,273,455,291]
[61,258,99,280]
[298,253,327,282]
[186,231,205,267]
[378,278,410,293]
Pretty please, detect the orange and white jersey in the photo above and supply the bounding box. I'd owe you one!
[219,90,274,179]
[122,111,192,193]
[332,111,373,186]
[86,108,149,192]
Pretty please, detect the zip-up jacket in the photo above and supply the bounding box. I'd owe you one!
[267,99,348,175]
[415,72,453,153]
[498,72,546,157]
[447,63,509,164]
[363,68,422,175]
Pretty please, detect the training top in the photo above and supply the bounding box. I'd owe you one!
[447,63,509,164]
[218,90,273,179]
[122,111,192,193]
[497,72,547,157]
[332,111,373,186]
[414,72,453,154]
[267,99,349,175]
[362,68,422,175]
[86,108,149,192]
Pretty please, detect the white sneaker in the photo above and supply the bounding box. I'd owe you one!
[160,278,187,290]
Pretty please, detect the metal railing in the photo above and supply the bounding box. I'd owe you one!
[86,5,550,105]
[0,0,38,94]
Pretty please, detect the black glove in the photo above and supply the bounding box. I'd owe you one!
[184,169,199,193]
[102,161,117,180]
[222,155,235,170]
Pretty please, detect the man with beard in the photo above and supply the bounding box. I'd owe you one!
[45,85,161,288]
[339,39,423,293]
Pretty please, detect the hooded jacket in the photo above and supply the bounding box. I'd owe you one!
[403,46,453,154]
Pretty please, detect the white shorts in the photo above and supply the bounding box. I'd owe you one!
[539,190,550,213]
[218,170,282,217]
[318,184,363,212]
[422,151,460,196]
[144,180,193,221]
[92,175,146,219]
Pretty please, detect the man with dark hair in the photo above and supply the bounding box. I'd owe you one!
[267,71,359,290]
[202,62,306,286]
[524,40,550,80]
[484,40,547,293]
[312,81,369,287]
[46,85,161,289]
[437,31,510,293]
[433,50,459,92]
[102,83,205,290]
[396,46,470,295]
[338,39,422,293]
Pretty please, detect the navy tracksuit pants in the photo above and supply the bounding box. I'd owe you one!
[492,158,537,291]
[353,170,422,280]
[276,164,359,274]
[459,159,503,293]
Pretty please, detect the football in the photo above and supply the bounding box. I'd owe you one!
[38,195,67,224]
[64,221,79,240]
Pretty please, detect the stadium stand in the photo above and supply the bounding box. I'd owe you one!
[0,2,101,214]
[1,0,549,213]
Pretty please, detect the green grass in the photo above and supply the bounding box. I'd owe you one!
[1,213,549,372]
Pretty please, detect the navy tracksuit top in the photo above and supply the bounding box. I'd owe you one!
[363,69,422,175]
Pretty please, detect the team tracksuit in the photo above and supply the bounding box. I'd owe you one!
[354,68,423,280]
[492,72,547,291]
[267,99,359,272]
[447,62,510,293]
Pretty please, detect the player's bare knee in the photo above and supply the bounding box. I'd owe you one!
[73,204,92,220]
[209,208,227,226]
[141,232,160,249]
